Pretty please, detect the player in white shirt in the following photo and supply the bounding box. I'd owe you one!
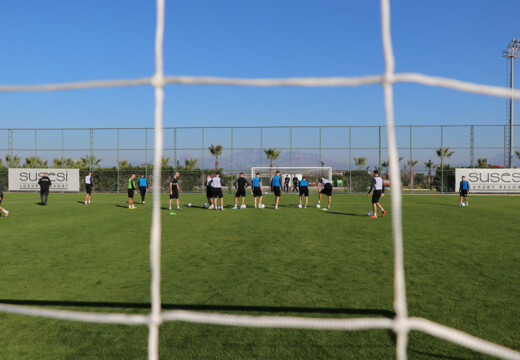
[211,173,225,210]
[317,177,333,209]
[366,170,386,218]
[84,171,94,205]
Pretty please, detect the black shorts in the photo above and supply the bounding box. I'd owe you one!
[299,187,309,197]
[170,191,179,199]
[206,188,213,198]
[460,189,468,197]
[0,193,3,205]
[86,184,93,195]
[213,188,223,198]
[273,186,281,197]
[128,189,134,198]
[235,189,246,197]
[321,183,332,196]
[372,190,382,204]
[253,187,262,197]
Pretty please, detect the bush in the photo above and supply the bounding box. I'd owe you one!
[433,165,455,192]
[343,170,372,193]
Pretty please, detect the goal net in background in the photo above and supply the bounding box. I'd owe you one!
[1,0,520,360]
[251,167,333,192]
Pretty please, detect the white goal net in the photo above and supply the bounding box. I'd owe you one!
[1,1,520,360]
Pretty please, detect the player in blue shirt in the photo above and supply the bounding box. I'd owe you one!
[138,174,148,204]
[251,172,264,208]
[271,170,282,209]
[459,176,469,207]
[298,176,309,208]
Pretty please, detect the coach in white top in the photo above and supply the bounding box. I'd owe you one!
[84,171,94,205]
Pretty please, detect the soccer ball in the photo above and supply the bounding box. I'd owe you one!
[187,203,192,207]
[240,204,246,209]
[316,204,321,209]
[203,203,208,208]
[461,203,465,207]
[259,204,265,209]
[297,204,302,208]
[321,208,328,211]
[367,211,372,217]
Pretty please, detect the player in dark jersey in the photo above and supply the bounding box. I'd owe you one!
[298,176,309,208]
[316,176,332,209]
[0,179,9,218]
[38,172,52,205]
[251,172,263,208]
[459,176,470,207]
[169,171,182,211]
[292,175,299,193]
[205,174,214,209]
[366,170,386,218]
[271,170,282,209]
[232,173,251,209]
[128,173,137,209]
[284,175,290,193]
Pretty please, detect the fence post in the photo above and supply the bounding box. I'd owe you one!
[410,126,412,194]
[201,128,205,192]
[440,126,444,194]
[117,129,120,194]
[349,126,352,194]
[34,129,37,168]
[260,127,263,167]
[61,129,65,168]
[378,126,382,172]
[231,127,234,189]
[470,125,474,167]
[290,127,292,168]
[145,128,148,179]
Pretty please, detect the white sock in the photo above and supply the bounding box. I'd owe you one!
[2,209,7,214]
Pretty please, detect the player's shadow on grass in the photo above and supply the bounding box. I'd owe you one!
[34,202,45,206]
[0,299,394,317]
[115,205,129,209]
[324,211,365,217]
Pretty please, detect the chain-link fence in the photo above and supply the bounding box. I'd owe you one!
[0,125,518,193]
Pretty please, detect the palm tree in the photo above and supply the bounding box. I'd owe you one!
[117,159,130,169]
[184,158,198,170]
[161,156,171,168]
[53,157,74,168]
[435,147,455,166]
[476,158,489,168]
[381,161,389,180]
[23,156,48,168]
[424,160,437,190]
[5,154,21,168]
[353,157,366,170]
[264,147,281,178]
[78,154,102,169]
[407,160,418,189]
[208,144,223,169]
[515,150,520,161]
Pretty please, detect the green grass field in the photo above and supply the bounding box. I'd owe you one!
[0,192,519,359]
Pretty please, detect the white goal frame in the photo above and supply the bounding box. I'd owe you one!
[1,1,520,360]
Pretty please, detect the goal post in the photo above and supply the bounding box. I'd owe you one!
[251,166,333,192]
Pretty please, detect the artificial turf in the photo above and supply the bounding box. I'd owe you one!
[0,192,518,359]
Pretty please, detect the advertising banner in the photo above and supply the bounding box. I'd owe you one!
[8,169,80,192]
[455,168,520,193]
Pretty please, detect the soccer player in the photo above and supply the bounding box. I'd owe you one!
[205,174,214,209]
[211,172,224,210]
[271,170,282,209]
[0,179,9,218]
[317,176,332,209]
[128,173,137,209]
[366,170,386,218]
[284,175,290,193]
[138,174,148,204]
[292,175,299,193]
[459,175,469,207]
[251,172,263,208]
[232,173,250,209]
[38,172,51,205]
[84,171,94,205]
[169,171,182,211]
[298,176,309,208]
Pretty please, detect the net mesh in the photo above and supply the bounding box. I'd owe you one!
[1,1,520,359]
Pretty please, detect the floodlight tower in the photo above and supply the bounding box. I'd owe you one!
[503,38,520,168]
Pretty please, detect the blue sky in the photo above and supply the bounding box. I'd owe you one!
[0,0,519,167]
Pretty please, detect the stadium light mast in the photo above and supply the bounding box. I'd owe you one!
[503,38,520,168]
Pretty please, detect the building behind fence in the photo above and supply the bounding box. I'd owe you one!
[1,125,518,193]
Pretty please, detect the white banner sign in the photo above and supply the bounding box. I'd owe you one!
[8,169,80,192]
[455,168,520,193]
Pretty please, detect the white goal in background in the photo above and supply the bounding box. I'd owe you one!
[251,166,333,191]
[1,0,520,359]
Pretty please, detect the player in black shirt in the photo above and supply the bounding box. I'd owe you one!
[169,171,182,211]
[232,173,251,209]
[38,172,52,205]
[284,175,290,193]
[292,175,299,193]
[0,180,9,218]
